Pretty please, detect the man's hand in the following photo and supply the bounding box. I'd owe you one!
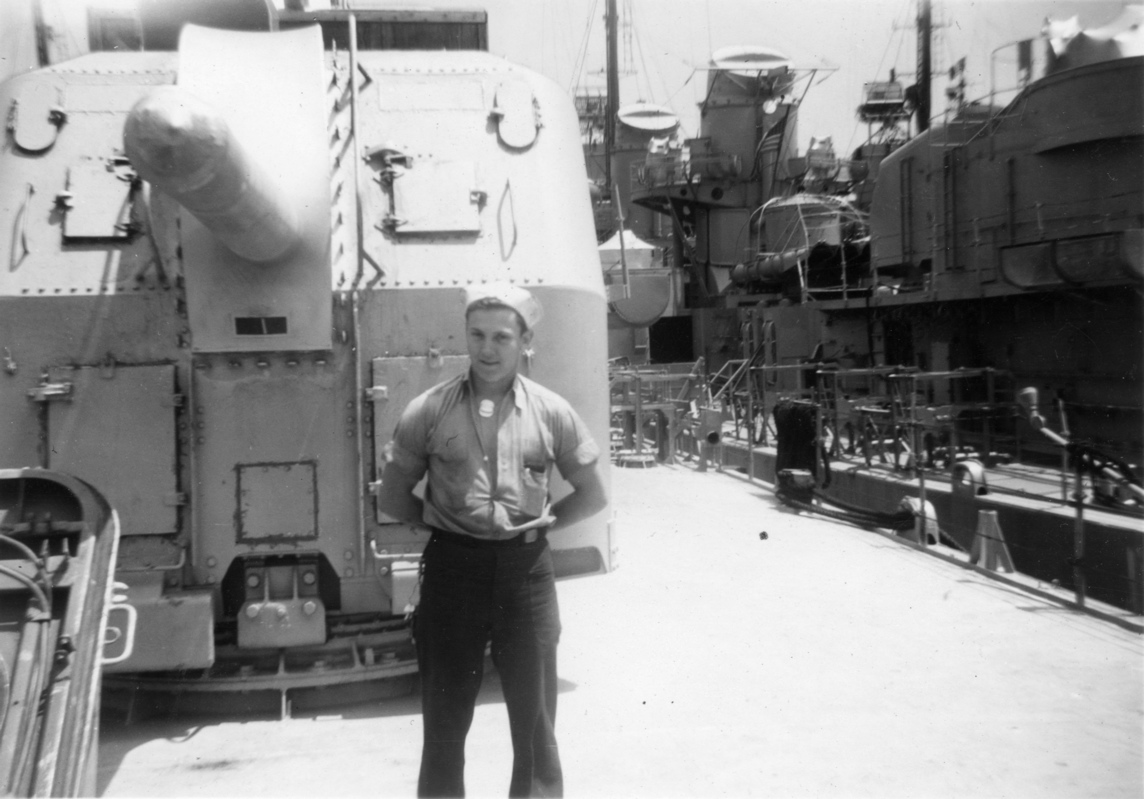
[502,509,557,535]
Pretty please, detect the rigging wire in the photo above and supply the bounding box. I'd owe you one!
[626,15,701,136]
[845,0,915,156]
[872,0,915,97]
[568,0,600,96]
[630,3,657,104]
[623,0,634,81]
[627,0,645,100]
[548,0,577,86]
[705,0,713,61]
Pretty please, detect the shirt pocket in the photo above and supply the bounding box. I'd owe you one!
[428,435,476,511]
[520,464,549,517]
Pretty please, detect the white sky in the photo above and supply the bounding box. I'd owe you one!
[382,0,1130,155]
[61,0,1134,155]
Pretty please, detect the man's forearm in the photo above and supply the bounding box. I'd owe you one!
[550,493,596,531]
[381,493,425,525]
[549,469,607,531]
[376,462,426,524]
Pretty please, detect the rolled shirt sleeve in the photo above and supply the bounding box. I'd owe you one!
[550,400,601,480]
[387,392,432,480]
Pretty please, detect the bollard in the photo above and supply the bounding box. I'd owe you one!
[899,496,938,545]
[969,510,1015,573]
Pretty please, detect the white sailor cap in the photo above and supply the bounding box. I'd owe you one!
[463,282,543,331]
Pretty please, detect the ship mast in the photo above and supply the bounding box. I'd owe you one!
[916,0,931,132]
[604,0,619,192]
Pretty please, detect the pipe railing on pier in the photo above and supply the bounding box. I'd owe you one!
[714,363,1142,612]
[609,361,706,463]
[728,363,1142,514]
[733,363,1024,475]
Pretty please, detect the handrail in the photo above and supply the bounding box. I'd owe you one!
[0,469,119,797]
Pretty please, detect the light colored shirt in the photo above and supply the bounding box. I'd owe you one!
[387,372,600,540]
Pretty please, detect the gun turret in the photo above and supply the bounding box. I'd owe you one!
[124,85,300,263]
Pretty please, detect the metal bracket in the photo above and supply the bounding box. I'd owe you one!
[27,381,73,402]
[364,145,409,235]
[365,385,389,401]
[369,538,421,575]
[363,143,410,167]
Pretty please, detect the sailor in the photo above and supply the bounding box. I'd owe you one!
[377,282,608,798]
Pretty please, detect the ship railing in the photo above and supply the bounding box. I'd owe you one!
[707,358,749,407]
[833,368,1020,474]
[631,152,687,189]
[610,364,704,407]
[987,38,1040,116]
[735,363,819,445]
[719,361,1142,615]
[936,47,1034,152]
[731,363,1139,514]
[728,363,1027,470]
[631,149,744,191]
[704,349,768,433]
[609,361,706,463]
[858,80,910,124]
[688,152,741,181]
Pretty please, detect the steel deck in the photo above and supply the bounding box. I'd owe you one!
[98,460,1143,798]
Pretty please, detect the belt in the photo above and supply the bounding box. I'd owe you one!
[429,526,546,549]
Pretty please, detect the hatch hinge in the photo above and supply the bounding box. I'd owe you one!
[163,492,188,507]
[382,214,407,231]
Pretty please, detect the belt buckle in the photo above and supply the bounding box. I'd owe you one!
[522,529,539,545]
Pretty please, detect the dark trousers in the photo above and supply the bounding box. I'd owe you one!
[414,532,563,798]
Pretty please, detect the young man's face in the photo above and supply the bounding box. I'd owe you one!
[466,307,532,387]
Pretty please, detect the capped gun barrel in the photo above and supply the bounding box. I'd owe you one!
[124,86,299,263]
[732,247,807,284]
